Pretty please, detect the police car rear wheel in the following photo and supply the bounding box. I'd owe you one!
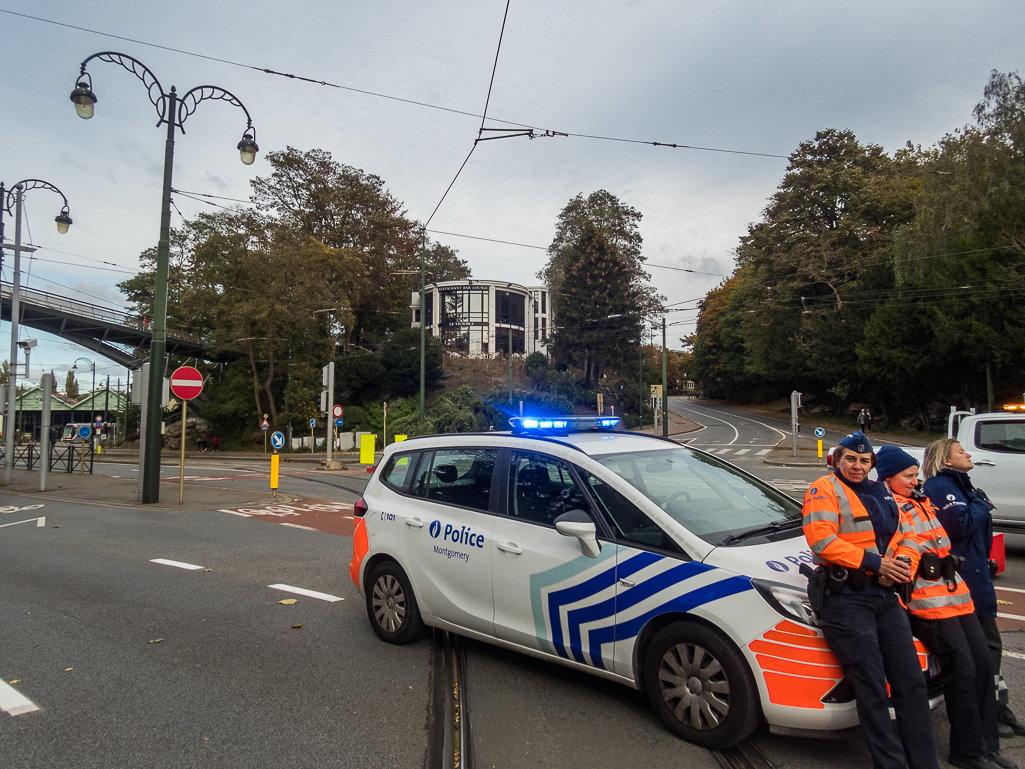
[366,562,426,644]
[643,622,759,749]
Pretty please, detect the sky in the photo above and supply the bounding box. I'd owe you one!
[1,0,1023,393]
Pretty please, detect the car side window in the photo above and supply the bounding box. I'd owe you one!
[976,421,1025,454]
[381,452,419,493]
[508,451,589,526]
[581,470,684,555]
[424,449,496,512]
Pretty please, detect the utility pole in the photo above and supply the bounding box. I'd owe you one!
[638,338,643,431]
[419,228,426,424]
[662,317,668,438]
[508,326,513,404]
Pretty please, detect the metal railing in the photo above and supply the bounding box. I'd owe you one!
[0,442,94,474]
[0,281,203,344]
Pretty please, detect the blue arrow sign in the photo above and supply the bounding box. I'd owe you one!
[814,427,826,438]
[270,431,285,450]
[77,425,92,439]
[335,418,344,427]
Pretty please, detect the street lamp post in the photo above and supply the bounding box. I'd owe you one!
[1,180,73,483]
[73,357,96,435]
[70,52,259,503]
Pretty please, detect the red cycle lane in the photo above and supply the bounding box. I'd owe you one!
[216,498,355,536]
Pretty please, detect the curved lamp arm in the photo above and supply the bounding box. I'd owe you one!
[177,85,260,164]
[1,179,73,232]
[74,52,168,125]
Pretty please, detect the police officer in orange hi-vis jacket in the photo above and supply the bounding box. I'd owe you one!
[803,431,939,769]
[878,446,1016,769]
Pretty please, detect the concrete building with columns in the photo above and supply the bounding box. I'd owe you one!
[411,280,551,356]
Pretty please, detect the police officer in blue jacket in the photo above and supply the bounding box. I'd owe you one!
[923,437,1025,738]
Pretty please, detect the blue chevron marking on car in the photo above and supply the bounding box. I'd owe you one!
[535,548,754,670]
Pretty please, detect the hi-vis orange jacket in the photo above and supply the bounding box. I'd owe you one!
[803,474,879,570]
[886,492,974,620]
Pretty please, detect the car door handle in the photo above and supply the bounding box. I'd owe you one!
[619,579,636,588]
[497,542,522,555]
[405,518,425,528]
[973,460,996,466]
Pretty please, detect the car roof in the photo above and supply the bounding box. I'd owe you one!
[387,429,678,457]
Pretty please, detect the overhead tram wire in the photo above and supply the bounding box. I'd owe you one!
[0,8,788,161]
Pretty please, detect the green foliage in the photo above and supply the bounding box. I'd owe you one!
[381,328,443,398]
[524,352,548,387]
[64,369,80,400]
[685,71,1025,422]
[336,354,385,403]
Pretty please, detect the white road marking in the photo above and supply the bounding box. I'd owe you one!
[150,558,204,570]
[1004,651,1025,661]
[996,587,1025,595]
[0,504,45,515]
[0,517,45,529]
[280,523,318,531]
[734,449,750,455]
[716,448,732,455]
[269,584,344,602]
[756,449,771,456]
[219,510,252,517]
[998,612,1025,622]
[0,679,39,716]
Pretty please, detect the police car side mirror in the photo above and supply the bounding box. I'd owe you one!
[554,510,601,558]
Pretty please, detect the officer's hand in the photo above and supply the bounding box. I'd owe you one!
[878,574,895,587]
[878,557,912,583]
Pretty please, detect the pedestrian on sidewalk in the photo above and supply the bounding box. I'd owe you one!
[201,431,209,452]
[212,435,219,452]
[857,408,868,430]
[865,409,874,432]
[195,433,202,452]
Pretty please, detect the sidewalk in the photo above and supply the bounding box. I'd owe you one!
[762,429,931,467]
[636,408,703,438]
[0,466,304,510]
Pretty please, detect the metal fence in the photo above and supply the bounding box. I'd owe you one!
[0,442,94,474]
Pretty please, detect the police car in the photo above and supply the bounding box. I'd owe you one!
[349,417,932,748]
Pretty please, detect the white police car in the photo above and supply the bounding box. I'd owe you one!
[350,417,931,748]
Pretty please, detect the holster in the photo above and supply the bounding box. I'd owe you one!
[919,551,942,581]
[800,563,828,613]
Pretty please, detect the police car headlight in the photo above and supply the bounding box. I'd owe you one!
[752,579,817,627]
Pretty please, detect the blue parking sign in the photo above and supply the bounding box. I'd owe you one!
[310,418,316,429]
[335,418,344,427]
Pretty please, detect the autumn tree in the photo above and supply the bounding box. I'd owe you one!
[65,369,80,400]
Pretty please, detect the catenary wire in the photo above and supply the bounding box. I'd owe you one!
[0,8,787,160]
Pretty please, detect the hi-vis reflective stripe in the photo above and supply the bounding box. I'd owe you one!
[831,477,875,537]
[909,591,974,612]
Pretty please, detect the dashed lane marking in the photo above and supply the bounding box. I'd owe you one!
[0,679,39,716]
[280,523,318,531]
[756,449,771,456]
[1005,651,1025,661]
[150,558,204,570]
[998,612,1025,622]
[996,587,1025,595]
[734,449,750,455]
[269,584,344,602]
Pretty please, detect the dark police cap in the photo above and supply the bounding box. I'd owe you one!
[838,430,874,454]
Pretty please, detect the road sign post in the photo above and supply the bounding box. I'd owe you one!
[170,366,204,505]
[790,391,802,457]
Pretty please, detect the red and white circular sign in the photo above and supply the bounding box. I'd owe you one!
[170,366,204,400]
[332,405,344,418]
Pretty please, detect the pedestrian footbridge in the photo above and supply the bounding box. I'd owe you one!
[0,281,218,369]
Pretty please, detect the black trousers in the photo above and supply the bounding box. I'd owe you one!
[819,591,939,769]
[912,612,997,756]
[978,613,1018,725]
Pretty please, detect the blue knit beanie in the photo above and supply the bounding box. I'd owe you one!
[875,445,919,481]
[838,430,873,454]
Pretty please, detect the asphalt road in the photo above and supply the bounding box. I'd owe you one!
[7,409,1025,768]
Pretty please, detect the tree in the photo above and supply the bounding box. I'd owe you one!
[381,328,443,397]
[550,224,640,386]
[540,190,663,322]
[65,370,80,400]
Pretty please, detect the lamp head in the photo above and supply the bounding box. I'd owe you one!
[55,206,72,235]
[70,81,97,120]
[237,129,259,166]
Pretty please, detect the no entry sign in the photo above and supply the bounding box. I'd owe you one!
[170,366,203,400]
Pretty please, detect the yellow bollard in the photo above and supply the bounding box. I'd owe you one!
[817,439,823,458]
[270,454,279,497]
[395,435,407,443]
[360,434,375,465]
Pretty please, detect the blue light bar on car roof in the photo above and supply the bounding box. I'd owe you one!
[509,416,621,433]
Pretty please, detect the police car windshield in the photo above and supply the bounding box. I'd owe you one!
[593,447,802,545]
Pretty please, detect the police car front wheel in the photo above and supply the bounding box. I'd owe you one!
[643,621,760,749]
[366,562,426,644]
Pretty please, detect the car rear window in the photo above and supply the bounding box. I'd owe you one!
[422,449,496,512]
[381,452,419,492]
[976,420,1025,454]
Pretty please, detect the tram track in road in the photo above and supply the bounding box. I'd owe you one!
[429,630,473,769]
[429,626,775,769]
